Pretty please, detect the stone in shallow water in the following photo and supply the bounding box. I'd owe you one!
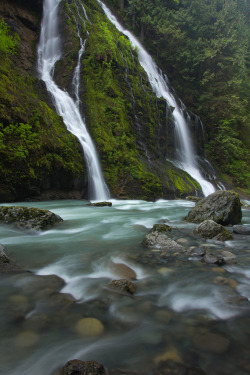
[14,331,39,347]
[193,220,232,241]
[154,347,182,364]
[219,250,237,264]
[203,252,225,266]
[63,359,106,375]
[108,279,136,295]
[90,201,112,207]
[233,225,250,235]
[110,262,137,280]
[214,276,238,289]
[193,332,230,354]
[75,317,105,337]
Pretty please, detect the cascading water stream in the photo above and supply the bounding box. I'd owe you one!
[37,0,109,201]
[97,0,215,196]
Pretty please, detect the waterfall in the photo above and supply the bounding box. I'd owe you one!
[97,0,215,196]
[37,0,109,201]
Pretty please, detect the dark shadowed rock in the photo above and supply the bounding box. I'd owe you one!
[108,279,136,295]
[185,190,242,225]
[63,359,106,375]
[193,220,232,241]
[233,225,250,235]
[0,206,63,230]
[186,196,202,203]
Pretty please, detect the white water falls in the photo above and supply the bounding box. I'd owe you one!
[97,0,215,196]
[38,0,109,201]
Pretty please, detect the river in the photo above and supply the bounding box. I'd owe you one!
[0,199,250,375]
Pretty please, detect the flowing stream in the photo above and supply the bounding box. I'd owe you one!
[0,200,250,375]
[97,0,215,197]
[37,0,109,201]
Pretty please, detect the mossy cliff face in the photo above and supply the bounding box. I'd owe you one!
[0,0,202,202]
[0,0,86,202]
[55,0,202,200]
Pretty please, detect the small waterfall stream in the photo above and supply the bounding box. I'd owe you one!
[97,0,216,196]
[37,0,109,201]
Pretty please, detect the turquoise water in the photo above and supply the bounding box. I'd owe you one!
[0,199,250,375]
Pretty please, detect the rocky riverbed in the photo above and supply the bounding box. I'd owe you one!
[0,198,250,375]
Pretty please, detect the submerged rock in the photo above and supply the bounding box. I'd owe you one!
[185,190,242,225]
[108,279,136,295]
[193,220,232,241]
[193,332,230,354]
[233,225,250,235]
[110,261,137,280]
[0,206,63,230]
[75,317,105,337]
[63,360,106,375]
[151,224,172,233]
[91,201,112,207]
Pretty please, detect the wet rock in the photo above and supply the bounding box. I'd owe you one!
[203,252,225,266]
[193,220,232,241]
[193,332,230,353]
[63,359,106,375]
[154,347,182,364]
[38,292,76,312]
[0,206,63,230]
[14,273,65,294]
[0,243,26,273]
[110,262,137,280]
[151,224,172,233]
[188,247,206,257]
[176,238,189,245]
[212,267,226,273]
[219,250,237,264]
[186,196,202,203]
[214,276,238,289]
[75,317,105,337]
[154,309,172,323]
[91,201,112,207]
[185,190,242,225]
[143,232,186,252]
[108,279,136,295]
[233,225,250,235]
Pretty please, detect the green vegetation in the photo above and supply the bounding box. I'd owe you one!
[58,0,201,199]
[0,18,85,201]
[105,0,250,194]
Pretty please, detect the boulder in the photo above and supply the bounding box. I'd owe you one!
[185,190,242,225]
[203,252,225,266]
[186,196,202,203]
[90,202,112,207]
[0,206,63,230]
[63,360,106,375]
[193,220,233,241]
[108,279,136,295]
[143,232,185,252]
[233,225,250,235]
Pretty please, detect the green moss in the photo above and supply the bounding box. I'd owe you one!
[0,18,85,201]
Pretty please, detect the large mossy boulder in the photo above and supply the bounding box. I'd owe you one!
[185,190,242,225]
[0,206,63,230]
